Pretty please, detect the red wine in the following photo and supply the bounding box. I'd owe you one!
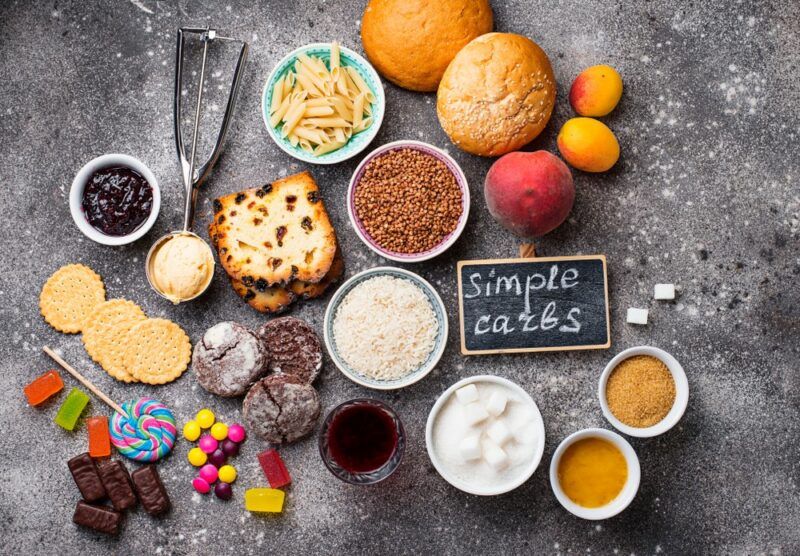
[328,403,398,473]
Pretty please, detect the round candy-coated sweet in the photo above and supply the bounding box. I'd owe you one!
[210,422,228,441]
[227,423,246,443]
[218,464,237,484]
[192,477,211,494]
[214,481,233,500]
[220,439,240,457]
[199,464,219,484]
[208,449,227,468]
[188,447,208,467]
[196,408,215,429]
[183,420,201,441]
[198,434,219,454]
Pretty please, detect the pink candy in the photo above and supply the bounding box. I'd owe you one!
[198,434,218,454]
[192,477,211,494]
[228,423,246,443]
[199,464,219,484]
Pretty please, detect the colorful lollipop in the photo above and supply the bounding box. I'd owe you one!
[110,398,177,462]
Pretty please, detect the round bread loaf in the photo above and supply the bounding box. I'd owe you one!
[361,0,493,92]
[192,322,269,397]
[258,317,323,384]
[436,33,556,156]
[242,375,320,444]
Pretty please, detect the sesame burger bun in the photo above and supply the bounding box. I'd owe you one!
[436,33,557,157]
[361,0,494,92]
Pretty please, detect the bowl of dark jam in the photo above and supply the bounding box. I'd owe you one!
[70,154,160,245]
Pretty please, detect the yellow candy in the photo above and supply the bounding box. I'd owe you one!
[210,422,228,441]
[188,447,208,467]
[183,420,201,441]
[245,488,284,513]
[218,464,237,484]
[195,408,215,429]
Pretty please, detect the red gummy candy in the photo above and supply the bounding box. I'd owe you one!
[87,416,111,458]
[24,370,64,406]
[258,449,291,488]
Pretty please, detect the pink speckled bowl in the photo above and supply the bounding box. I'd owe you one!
[346,140,470,263]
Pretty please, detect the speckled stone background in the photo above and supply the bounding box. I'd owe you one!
[1,0,798,554]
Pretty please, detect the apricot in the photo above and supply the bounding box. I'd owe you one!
[557,118,620,173]
[484,151,575,238]
[569,65,623,117]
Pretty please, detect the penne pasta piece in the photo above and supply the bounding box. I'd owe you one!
[270,76,285,114]
[304,105,335,117]
[305,116,351,128]
[269,95,292,127]
[287,133,300,147]
[281,101,307,136]
[353,116,373,133]
[333,127,346,143]
[344,127,353,139]
[293,126,326,144]
[306,97,331,107]
[335,72,350,97]
[299,139,313,152]
[352,93,365,129]
[330,41,341,70]
[329,96,353,121]
[363,102,372,116]
[346,66,376,103]
[295,69,324,97]
[313,140,346,156]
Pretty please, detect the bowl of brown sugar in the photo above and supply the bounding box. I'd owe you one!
[598,346,689,438]
[347,140,470,262]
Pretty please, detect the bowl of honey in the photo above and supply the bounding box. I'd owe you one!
[549,428,640,520]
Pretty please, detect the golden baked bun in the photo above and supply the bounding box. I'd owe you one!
[437,33,556,157]
[361,0,493,92]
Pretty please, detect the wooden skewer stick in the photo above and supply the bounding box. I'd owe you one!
[519,242,537,259]
[43,346,127,416]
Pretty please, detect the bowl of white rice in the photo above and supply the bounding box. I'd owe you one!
[323,266,448,390]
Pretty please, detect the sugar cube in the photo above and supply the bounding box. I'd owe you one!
[485,391,508,417]
[626,307,648,325]
[482,440,509,471]
[654,283,675,300]
[512,421,539,445]
[462,402,489,426]
[486,420,512,445]
[455,384,479,405]
[459,435,482,462]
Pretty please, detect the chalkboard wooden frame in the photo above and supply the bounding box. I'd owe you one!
[456,255,611,355]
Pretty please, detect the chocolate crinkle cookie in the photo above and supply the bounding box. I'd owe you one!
[243,374,320,444]
[257,316,323,384]
[192,321,269,397]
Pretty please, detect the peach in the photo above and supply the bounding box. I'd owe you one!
[484,150,575,238]
[557,117,620,173]
[569,65,623,117]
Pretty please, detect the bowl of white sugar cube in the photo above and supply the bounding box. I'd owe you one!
[425,376,545,496]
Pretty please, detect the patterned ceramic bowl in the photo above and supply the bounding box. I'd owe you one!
[261,43,385,165]
[347,140,470,262]
[323,266,448,390]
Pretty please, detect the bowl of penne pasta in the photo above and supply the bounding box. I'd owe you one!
[262,42,385,164]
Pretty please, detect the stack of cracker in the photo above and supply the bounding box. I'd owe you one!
[39,264,190,385]
[209,171,343,313]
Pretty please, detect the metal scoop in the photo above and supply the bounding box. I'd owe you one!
[146,27,248,303]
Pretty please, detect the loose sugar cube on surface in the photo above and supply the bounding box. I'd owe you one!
[512,421,539,445]
[626,307,648,325]
[486,420,512,445]
[654,283,676,300]
[459,435,482,462]
[462,402,489,426]
[485,391,508,417]
[483,440,509,471]
[455,384,479,405]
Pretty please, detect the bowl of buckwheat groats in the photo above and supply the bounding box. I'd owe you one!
[347,140,470,262]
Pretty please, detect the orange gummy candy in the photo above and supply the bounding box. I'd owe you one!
[87,416,111,458]
[24,370,64,406]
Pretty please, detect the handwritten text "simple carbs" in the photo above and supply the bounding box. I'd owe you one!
[464,264,582,336]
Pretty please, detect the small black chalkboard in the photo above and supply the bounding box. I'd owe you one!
[457,255,610,355]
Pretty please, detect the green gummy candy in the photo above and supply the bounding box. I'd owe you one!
[54,388,90,431]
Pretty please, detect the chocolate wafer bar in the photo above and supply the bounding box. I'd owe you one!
[73,501,122,535]
[67,453,106,503]
[96,460,137,511]
[131,465,170,516]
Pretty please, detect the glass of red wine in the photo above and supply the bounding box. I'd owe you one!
[319,399,405,485]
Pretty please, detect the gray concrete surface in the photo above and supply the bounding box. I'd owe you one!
[1,1,798,554]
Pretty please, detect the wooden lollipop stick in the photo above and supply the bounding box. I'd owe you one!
[519,242,537,258]
[43,346,127,416]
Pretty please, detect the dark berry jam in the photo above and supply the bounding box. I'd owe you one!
[327,403,398,473]
[82,166,153,236]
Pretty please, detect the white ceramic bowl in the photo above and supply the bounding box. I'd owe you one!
[425,375,546,496]
[323,266,448,390]
[549,428,641,520]
[598,346,689,438]
[347,140,470,263]
[69,154,160,246]
[261,43,385,165]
